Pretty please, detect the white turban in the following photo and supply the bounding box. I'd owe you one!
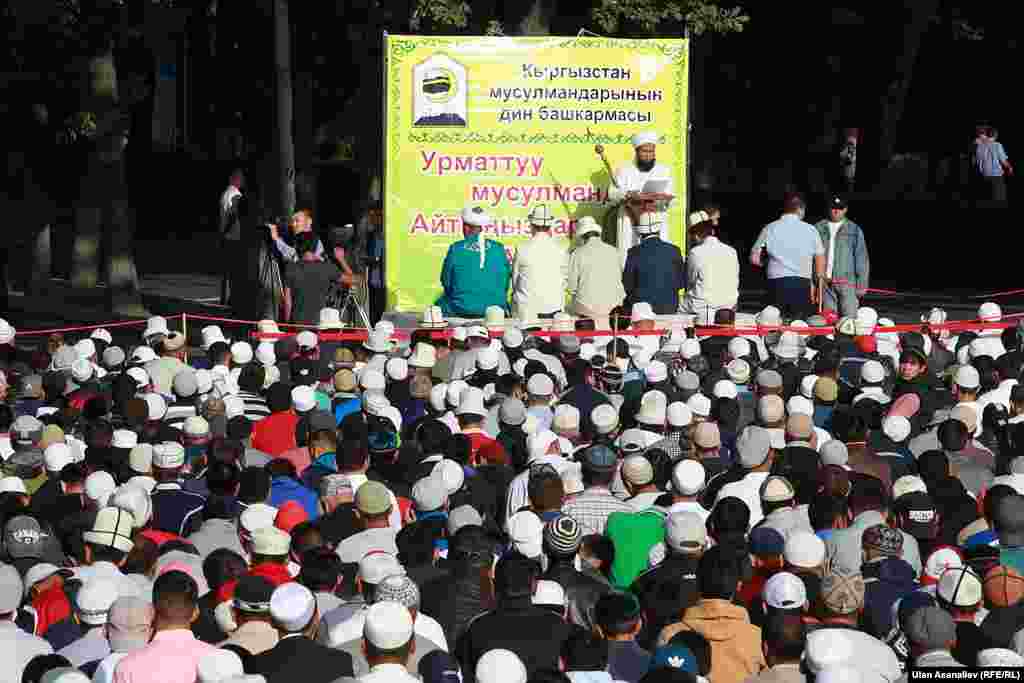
[631,131,659,148]
[636,213,662,235]
[461,206,491,269]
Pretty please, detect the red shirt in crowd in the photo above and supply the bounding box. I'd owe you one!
[252,411,300,456]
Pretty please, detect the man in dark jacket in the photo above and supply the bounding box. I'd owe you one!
[454,552,572,683]
[630,511,704,650]
[542,514,612,632]
[622,214,685,315]
[419,525,495,648]
[247,583,354,683]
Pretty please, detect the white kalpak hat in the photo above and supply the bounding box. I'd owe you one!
[631,131,659,148]
[527,204,554,227]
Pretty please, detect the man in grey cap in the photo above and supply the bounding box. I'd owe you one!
[5,415,45,491]
[825,477,921,578]
[92,597,155,683]
[714,425,776,527]
[561,445,633,536]
[905,605,963,667]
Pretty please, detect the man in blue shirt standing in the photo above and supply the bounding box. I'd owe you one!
[750,192,826,320]
[974,126,1013,204]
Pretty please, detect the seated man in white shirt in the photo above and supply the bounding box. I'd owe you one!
[681,218,739,316]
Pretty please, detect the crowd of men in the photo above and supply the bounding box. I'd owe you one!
[2,290,1024,683]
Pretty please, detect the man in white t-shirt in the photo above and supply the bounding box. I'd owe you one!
[219,169,244,305]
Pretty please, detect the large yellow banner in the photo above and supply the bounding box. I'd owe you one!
[384,34,689,312]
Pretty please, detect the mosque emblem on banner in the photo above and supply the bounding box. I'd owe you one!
[413,53,468,128]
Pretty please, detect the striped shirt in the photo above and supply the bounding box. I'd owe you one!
[239,391,271,421]
[164,400,198,430]
[562,486,635,536]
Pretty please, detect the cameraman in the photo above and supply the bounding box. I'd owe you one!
[269,209,325,262]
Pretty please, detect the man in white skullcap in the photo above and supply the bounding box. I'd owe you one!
[437,206,511,318]
[246,583,354,683]
[567,216,625,328]
[605,131,674,265]
[511,204,569,322]
[357,601,420,683]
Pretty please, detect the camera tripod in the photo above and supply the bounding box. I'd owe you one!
[337,280,372,330]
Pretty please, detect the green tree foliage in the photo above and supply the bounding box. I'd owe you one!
[591,0,748,35]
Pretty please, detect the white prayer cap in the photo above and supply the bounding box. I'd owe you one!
[364,600,414,649]
[978,301,1002,321]
[230,341,253,365]
[533,579,566,609]
[76,578,119,625]
[44,443,73,474]
[197,649,245,683]
[461,205,490,227]
[240,503,278,534]
[429,383,448,412]
[270,582,316,632]
[631,131,659,148]
[85,471,117,506]
[977,648,1024,667]
[477,649,528,683]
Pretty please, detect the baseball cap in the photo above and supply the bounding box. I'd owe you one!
[447,505,483,537]
[862,524,903,556]
[507,510,544,559]
[896,491,938,539]
[750,527,785,557]
[499,398,527,426]
[763,571,807,609]
[418,652,463,683]
[107,597,154,652]
[234,575,275,613]
[784,531,826,570]
[4,515,49,560]
[412,475,448,512]
[22,563,73,598]
[580,444,617,473]
[650,645,698,675]
[665,511,707,553]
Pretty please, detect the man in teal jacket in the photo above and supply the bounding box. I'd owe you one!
[437,206,511,318]
[815,195,870,318]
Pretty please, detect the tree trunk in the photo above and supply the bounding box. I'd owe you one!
[70,51,146,313]
[517,0,554,35]
[872,0,938,190]
[272,0,295,219]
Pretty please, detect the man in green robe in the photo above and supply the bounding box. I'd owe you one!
[436,206,511,318]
